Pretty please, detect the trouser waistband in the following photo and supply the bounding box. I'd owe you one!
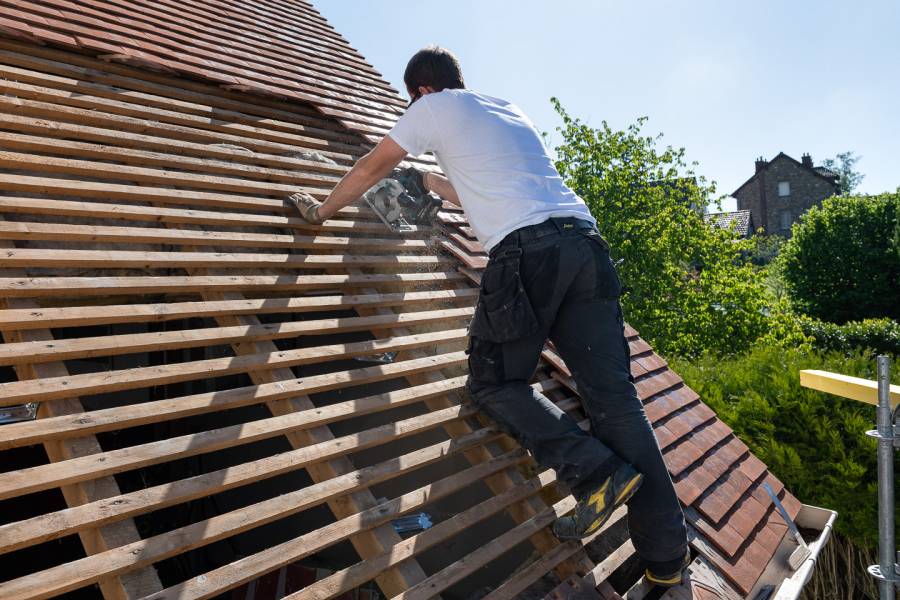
[490,217,595,257]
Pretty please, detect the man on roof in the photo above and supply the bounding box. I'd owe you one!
[291,46,689,586]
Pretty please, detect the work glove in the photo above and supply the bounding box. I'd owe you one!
[288,191,325,224]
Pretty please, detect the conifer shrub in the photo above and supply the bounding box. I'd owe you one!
[672,345,899,547]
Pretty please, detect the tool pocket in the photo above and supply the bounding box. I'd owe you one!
[466,336,506,387]
[469,247,540,343]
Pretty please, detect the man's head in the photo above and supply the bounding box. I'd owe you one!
[404,46,465,106]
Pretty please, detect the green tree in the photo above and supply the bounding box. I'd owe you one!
[779,193,900,323]
[550,99,769,357]
[821,151,864,194]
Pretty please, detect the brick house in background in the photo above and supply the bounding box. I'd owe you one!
[732,152,840,236]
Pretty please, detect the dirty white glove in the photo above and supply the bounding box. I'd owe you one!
[288,191,325,224]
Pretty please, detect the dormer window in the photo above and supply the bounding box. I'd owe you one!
[778,181,790,197]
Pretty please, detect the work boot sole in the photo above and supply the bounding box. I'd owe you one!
[552,470,643,540]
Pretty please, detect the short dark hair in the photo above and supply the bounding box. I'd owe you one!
[403,46,465,95]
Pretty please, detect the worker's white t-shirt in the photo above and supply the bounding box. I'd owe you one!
[387,89,596,252]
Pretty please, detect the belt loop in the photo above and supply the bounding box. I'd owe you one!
[550,218,564,235]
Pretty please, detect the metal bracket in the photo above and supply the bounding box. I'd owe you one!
[867,564,900,583]
[866,428,900,449]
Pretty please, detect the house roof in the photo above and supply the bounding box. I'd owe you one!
[705,210,753,237]
[0,2,803,598]
[0,0,403,143]
[731,152,842,197]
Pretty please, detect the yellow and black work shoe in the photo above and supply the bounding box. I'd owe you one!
[552,463,643,540]
[645,551,691,587]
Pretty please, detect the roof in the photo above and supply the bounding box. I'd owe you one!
[0,2,804,598]
[731,152,842,197]
[0,0,403,143]
[705,210,753,237]
[813,166,838,180]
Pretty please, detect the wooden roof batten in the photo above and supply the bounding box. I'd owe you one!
[0,31,595,600]
[0,1,811,598]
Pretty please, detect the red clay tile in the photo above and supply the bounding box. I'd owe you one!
[690,513,746,558]
[663,436,706,474]
[1,7,50,25]
[549,371,579,396]
[437,211,467,225]
[458,226,477,239]
[630,360,648,379]
[440,240,488,271]
[688,420,733,452]
[643,394,678,423]
[663,404,709,440]
[24,24,78,46]
[635,352,667,373]
[73,35,124,55]
[677,437,748,505]
[447,232,486,256]
[0,17,37,41]
[737,453,768,483]
[634,369,683,400]
[628,338,652,355]
[541,346,572,378]
[653,424,679,451]
[647,387,701,423]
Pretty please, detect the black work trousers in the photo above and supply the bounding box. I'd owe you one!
[465,216,687,564]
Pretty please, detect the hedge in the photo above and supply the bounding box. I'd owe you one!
[672,345,899,547]
[800,317,900,357]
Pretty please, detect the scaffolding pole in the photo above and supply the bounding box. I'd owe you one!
[868,355,898,599]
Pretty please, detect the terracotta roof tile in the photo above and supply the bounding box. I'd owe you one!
[0,0,405,138]
[634,368,682,400]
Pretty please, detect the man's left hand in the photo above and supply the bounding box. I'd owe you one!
[288,191,325,224]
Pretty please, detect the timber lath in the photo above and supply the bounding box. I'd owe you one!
[0,41,613,599]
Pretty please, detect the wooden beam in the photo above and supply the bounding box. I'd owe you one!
[0,329,468,406]
[0,220,163,598]
[0,81,365,156]
[0,398,474,502]
[0,148,340,196]
[136,451,529,600]
[0,448,524,600]
[0,307,471,366]
[0,248,453,270]
[0,288,477,331]
[0,197,406,233]
[293,469,559,600]
[0,222,421,251]
[395,495,579,600]
[800,369,899,408]
[0,353,472,448]
[0,112,348,174]
[0,272,464,298]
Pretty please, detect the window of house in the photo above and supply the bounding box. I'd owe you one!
[780,210,792,231]
[778,181,790,196]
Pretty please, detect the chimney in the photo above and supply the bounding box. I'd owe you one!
[755,156,767,173]
[801,153,813,168]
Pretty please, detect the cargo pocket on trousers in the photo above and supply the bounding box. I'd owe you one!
[470,270,540,343]
[467,336,506,387]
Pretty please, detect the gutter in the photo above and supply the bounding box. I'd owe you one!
[772,504,838,600]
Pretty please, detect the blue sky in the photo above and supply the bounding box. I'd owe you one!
[316,1,899,211]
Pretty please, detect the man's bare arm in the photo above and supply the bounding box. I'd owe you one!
[317,136,408,220]
[424,172,461,206]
